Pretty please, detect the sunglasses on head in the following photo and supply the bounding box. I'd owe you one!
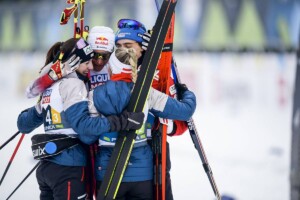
[93,52,111,61]
[117,19,146,32]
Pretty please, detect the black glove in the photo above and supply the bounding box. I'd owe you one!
[140,30,151,51]
[175,83,188,100]
[107,110,145,132]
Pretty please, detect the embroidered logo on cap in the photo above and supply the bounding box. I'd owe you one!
[83,45,93,55]
[117,32,131,38]
[95,37,108,46]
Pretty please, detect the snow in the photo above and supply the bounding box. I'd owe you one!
[0,52,295,200]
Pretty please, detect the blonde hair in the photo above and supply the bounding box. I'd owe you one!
[115,47,138,83]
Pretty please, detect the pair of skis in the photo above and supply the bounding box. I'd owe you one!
[97,1,177,199]
[152,0,221,199]
[152,4,175,200]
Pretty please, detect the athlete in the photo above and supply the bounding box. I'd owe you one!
[115,18,188,199]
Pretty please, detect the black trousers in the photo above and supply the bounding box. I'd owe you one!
[36,161,87,200]
[96,180,153,200]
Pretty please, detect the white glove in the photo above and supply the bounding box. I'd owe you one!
[48,55,81,81]
[25,55,81,99]
[159,118,174,134]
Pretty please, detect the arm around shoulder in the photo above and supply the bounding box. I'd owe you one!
[60,79,111,144]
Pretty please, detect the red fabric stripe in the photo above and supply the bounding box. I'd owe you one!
[81,167,85,182]
[110,74,132,82]
[67,181,71,200]
[36,74,54,92]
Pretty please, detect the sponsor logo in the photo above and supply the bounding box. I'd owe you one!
[90,74,109,84]
[170,84,176,96]
[42,89,52,104]
[95,37,109,46]
[117,32,131,38]
[32,145,45,157]
[44,124,64,131]
[187,120,193,130]
[83,45,93,55]
[45,124,56,131]
[45,142,57,154]
[43,89,52,97]
[42,96,50,104]
[154,70,159,81]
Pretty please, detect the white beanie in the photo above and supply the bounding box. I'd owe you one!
[87,26,115,52]
[109,51,132,74]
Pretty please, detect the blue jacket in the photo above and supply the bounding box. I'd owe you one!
[66,80,196,182]
[17,105,88,166]
[17,76,113,167]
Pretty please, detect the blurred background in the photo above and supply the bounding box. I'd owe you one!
[0,0,299,51]
[0,0,299,199]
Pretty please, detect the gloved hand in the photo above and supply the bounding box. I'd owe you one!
[159,118,174,134]
[48,55,81,81]
[140,30,151,51]
[175,83,188,100]
[107,110,145,132]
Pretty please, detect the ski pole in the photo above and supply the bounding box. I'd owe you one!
[80,0,85,37]
[0,134,25,186]
[6,162,40,200]
[60,2,78,26]
[153,0,221,199]
[73,0,79,38]
[0,131,20,150]
[59,0,79,38]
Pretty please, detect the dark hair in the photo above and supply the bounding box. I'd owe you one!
[44,38,79,66]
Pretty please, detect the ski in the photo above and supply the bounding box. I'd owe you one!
[97,1,177,199]
[152,6,175,200]
[153,1,221,199]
